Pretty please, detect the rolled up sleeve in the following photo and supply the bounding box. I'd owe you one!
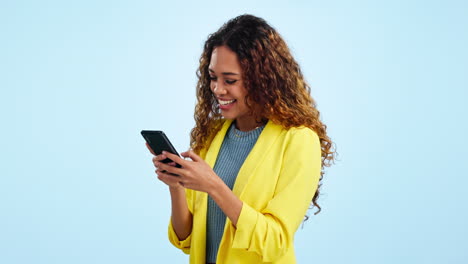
[168,218,192,254]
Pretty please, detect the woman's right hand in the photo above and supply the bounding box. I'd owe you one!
[146,143,184,189]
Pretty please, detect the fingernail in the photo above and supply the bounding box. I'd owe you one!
[162,151,167,154]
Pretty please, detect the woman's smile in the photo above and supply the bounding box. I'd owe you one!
[217,98,237,110]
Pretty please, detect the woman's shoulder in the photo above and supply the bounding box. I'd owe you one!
[258,121,321,155]
[287,125,319,139]
[277,125,321,163]
[270,121,320,142]
[284,126,320,151]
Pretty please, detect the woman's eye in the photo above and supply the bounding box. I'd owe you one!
[209,76,217,81]
[226,80,237,85]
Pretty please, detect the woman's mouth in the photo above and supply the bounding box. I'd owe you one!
[219,99,236,105]
[218,99,237,110]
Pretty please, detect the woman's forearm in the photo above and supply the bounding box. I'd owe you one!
[169,186,193,240]
[209,178,243,227]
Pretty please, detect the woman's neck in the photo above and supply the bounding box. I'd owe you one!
[234,117,266,132]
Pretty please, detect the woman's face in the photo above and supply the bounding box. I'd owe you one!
[209,45,255,129]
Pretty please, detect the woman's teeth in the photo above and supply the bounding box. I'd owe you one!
[219,99,236,105]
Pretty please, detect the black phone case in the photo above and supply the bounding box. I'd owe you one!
[141,130,182,168]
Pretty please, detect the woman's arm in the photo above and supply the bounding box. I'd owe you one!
[147,143,193,241]
[208,178,243,227]
[169,186,193,240]
[229,128,322,262]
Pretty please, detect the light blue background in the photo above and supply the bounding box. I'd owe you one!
[1,0,467,263]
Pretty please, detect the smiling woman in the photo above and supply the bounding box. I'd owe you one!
[147,14,336,264]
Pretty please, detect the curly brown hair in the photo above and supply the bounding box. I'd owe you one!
[190,14,336,216]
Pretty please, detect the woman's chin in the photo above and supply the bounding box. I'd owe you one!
[220,113,236,120]
[219,108,235,118]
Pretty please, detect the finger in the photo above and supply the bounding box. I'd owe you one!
[156,170,183,186]
[153,154,167,163]
[181,150,203,162]
[157,161,185,176]
[162,151,189,167]
[146,143,156,155]
[152,155,169,168]
[180,151,190,158]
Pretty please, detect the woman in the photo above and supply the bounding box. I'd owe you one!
[147,14,335,263]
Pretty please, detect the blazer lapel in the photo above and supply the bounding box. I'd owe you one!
[232,120,284,197]
[204,119,233,168]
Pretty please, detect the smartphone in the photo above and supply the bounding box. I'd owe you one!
[141,130,182,168]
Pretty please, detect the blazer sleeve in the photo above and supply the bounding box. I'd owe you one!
[231,127,322,262]
[167,188,194,254]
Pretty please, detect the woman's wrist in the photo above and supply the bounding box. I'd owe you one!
[207,175,225,197]
[169,185,185,194]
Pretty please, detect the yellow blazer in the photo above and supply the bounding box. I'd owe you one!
[168,119,322,263]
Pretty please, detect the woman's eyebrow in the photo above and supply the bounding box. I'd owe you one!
[209,68,239,76]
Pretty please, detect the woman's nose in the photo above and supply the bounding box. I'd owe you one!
[212,83,227,95]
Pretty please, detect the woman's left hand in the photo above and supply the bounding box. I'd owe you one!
[155,150,221,194]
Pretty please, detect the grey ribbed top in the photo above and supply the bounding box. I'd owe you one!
[205,122,265,263]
